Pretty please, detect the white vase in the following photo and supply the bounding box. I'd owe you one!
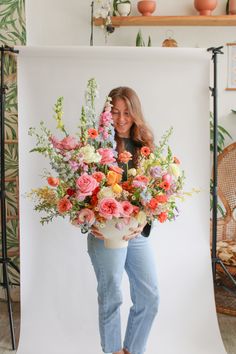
[117,3,131,16]
[99,217,138,249]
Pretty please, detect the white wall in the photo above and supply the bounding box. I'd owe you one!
[25,0,236,144]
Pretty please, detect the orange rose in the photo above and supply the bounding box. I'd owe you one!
[109,165,123,175]
[141,146,151,157]
[47,177,60,187]
[118,151,132,164]
[107,171,122,186]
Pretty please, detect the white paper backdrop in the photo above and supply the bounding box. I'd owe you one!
[16,46,226,354]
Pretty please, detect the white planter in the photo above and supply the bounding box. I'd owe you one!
[99,217,138,249]
[117,3,131,16]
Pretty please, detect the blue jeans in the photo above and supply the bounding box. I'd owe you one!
[87,233,159,354]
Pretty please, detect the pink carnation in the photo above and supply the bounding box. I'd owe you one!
[76,173,99,201]
[76,208,95,225]
[49,136,63,149]
[98,148,115,165]
[120,201,133,217]
[98,197,121,220]
[61,136,78,150]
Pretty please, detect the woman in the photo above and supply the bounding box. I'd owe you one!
[87,87,159,354]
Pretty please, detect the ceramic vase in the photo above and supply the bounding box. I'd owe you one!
[229,0,236,14]
[194,0,217,15]
[137,0,156,16]
[117,3,131,16]
[99,217,138,249]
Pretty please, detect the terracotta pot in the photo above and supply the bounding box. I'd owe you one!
[229,0,236,14]
[194,0,217,15]
[137,1,156,16]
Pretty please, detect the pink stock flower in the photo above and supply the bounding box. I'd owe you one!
[120,201,133,217]
[69,160,79,171]
[49,136,63,149]
[61,136,78,150]
[76,173,99,200]
[98,148,115,165]
[98,197,121,220]
[99,111,112,126]
[76,208,95,225]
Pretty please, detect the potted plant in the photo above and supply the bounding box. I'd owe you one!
[113,0,131,16]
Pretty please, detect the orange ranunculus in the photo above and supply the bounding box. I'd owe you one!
[107,171,122,186]
[141,146,151,157]
[57,196,72,214]
[118,151,132,164]
[158,212,168,223]
[109,165,123,174]
[148,198,159,211]
[47,177,60,187]
[155,194,168,203]
[88,128,98,139]
[159,181,171,191]
[173,156,180,164]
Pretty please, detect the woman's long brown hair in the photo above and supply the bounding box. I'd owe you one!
[108,86,155,164]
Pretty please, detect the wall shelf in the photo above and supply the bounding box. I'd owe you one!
[94,15,236,27]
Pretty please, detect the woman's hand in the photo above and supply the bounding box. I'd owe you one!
[123,221,147,241]
[90,225,105,240]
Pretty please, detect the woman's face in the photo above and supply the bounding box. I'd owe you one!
[111,98,134,138]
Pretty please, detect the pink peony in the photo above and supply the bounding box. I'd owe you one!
[77,208,95,225]
[61,136,78,150]
[98,197,121,220]
[76,173,99,201]
[98,148,115,165]
[162,173,172,184]
[120,201,134,217]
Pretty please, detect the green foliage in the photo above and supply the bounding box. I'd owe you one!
[136,30,152,47]
[209,112,232,153]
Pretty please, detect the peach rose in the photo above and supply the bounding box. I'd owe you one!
[106,171,122,186]
[47,177,60,187]
[118,151,132,164]
[109,165,123,174]
[57,196,72,214]
[98,197,121,220]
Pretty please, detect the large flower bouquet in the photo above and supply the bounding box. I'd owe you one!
[28,79,185,235]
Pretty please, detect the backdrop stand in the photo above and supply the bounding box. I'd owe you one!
[0,44,19,350]
[207,46,236,291]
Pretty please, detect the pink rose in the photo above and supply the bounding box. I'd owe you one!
[61,136,78,150]
[76,208,95,225]
[76,173,99,201]
[98,148,115,165]
[98,197,121,220]
[120,201,133,217]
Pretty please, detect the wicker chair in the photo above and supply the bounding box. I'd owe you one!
[213,142,236,268]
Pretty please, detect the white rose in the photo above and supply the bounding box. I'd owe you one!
[79,145,101,164]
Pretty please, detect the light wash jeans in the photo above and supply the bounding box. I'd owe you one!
[87,233,159,354]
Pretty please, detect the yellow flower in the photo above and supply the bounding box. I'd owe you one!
[168,163,180,178]
[112,183,122,194]
[107,171,122,186]
[136,211,147,225]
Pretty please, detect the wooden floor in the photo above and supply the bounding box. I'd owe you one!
[1,300,236,354]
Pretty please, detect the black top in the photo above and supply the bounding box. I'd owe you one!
[119,137,151,237]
